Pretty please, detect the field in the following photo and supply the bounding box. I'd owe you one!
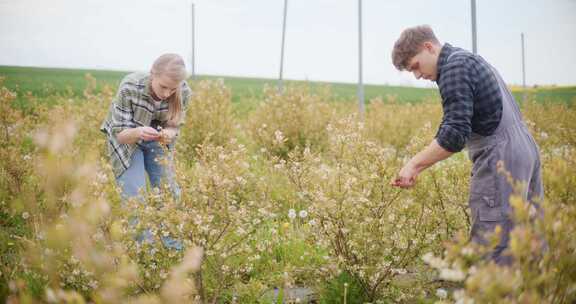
[0,66,575,303]
[3,65,576,106]
[0,66,441,103]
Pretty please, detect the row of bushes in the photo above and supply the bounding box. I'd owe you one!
[0,76,574,303]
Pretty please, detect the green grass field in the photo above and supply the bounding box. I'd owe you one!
[0,65,433,104]
[1,65,575,105]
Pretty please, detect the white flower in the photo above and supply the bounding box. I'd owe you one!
[453,289,474,304]
[273,130,286,145]
[392,268,407,275]
[436,288,448,299]
[439,268,466,282]
[92,232,104,241]
[461,246,474,257]
[96,172,108,183]
[421,252,448,269]
[45,288,57,303]
[288,209,297,219]
[421,252,435,264]
[308,219,317,226]
[553,221,562,232]
[21,212,30,220]
[299,210,308,218]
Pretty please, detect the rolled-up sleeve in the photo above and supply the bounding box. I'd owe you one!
[436,62,474,153]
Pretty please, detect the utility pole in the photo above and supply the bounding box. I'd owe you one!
[278,0,288,92]
[521,32,527,102]
[191,2,196,79]
[471,0,477,54]
[357,0,365,119]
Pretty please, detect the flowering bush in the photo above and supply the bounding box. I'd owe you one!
[178,79,235,159]
[274,114,469,301]
[248,85,335,158]
[0,78,574,303]
[365,97,442,155]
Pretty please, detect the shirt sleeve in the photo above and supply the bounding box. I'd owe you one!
[435,60,475,153]
[108,85,137,137]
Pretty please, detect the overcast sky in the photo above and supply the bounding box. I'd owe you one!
[1,0,575,87]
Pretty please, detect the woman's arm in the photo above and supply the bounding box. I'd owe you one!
[117,126,160,145]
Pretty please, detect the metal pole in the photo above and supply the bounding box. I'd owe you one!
[471,0,477,54]
[357,0,365,119]
[191,2,196,79]
[278,0,288,92]
[521,33,527,102]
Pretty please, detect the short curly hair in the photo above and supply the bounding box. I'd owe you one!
[392,25,440,71]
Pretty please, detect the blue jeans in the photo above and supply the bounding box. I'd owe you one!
[117,141,181,201]
[116,140,182,250]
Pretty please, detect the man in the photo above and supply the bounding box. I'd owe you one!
[390,25,543,265]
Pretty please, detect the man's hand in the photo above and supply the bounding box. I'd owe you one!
[390,139,454,189]
[139,126,160,141]
[391,162,419,188]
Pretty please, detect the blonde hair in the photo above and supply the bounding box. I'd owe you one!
[391,25,440,71]
[150,53,187,127]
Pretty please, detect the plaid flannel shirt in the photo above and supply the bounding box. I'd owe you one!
[100,72,192,177]
[435,44,503,152]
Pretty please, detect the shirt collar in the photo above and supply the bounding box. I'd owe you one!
[436,43,454,80]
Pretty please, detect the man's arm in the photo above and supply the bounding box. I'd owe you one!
[392,56,476,189]
[392,139,454,188]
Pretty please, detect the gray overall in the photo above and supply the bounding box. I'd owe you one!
[462,55,543,265]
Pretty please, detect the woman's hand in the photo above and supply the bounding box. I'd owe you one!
[158,127,178,144]
[139,126,160,141]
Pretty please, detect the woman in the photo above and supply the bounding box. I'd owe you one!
[100,54,191,249]
[100,54,191,250]
[101,53,191,201]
